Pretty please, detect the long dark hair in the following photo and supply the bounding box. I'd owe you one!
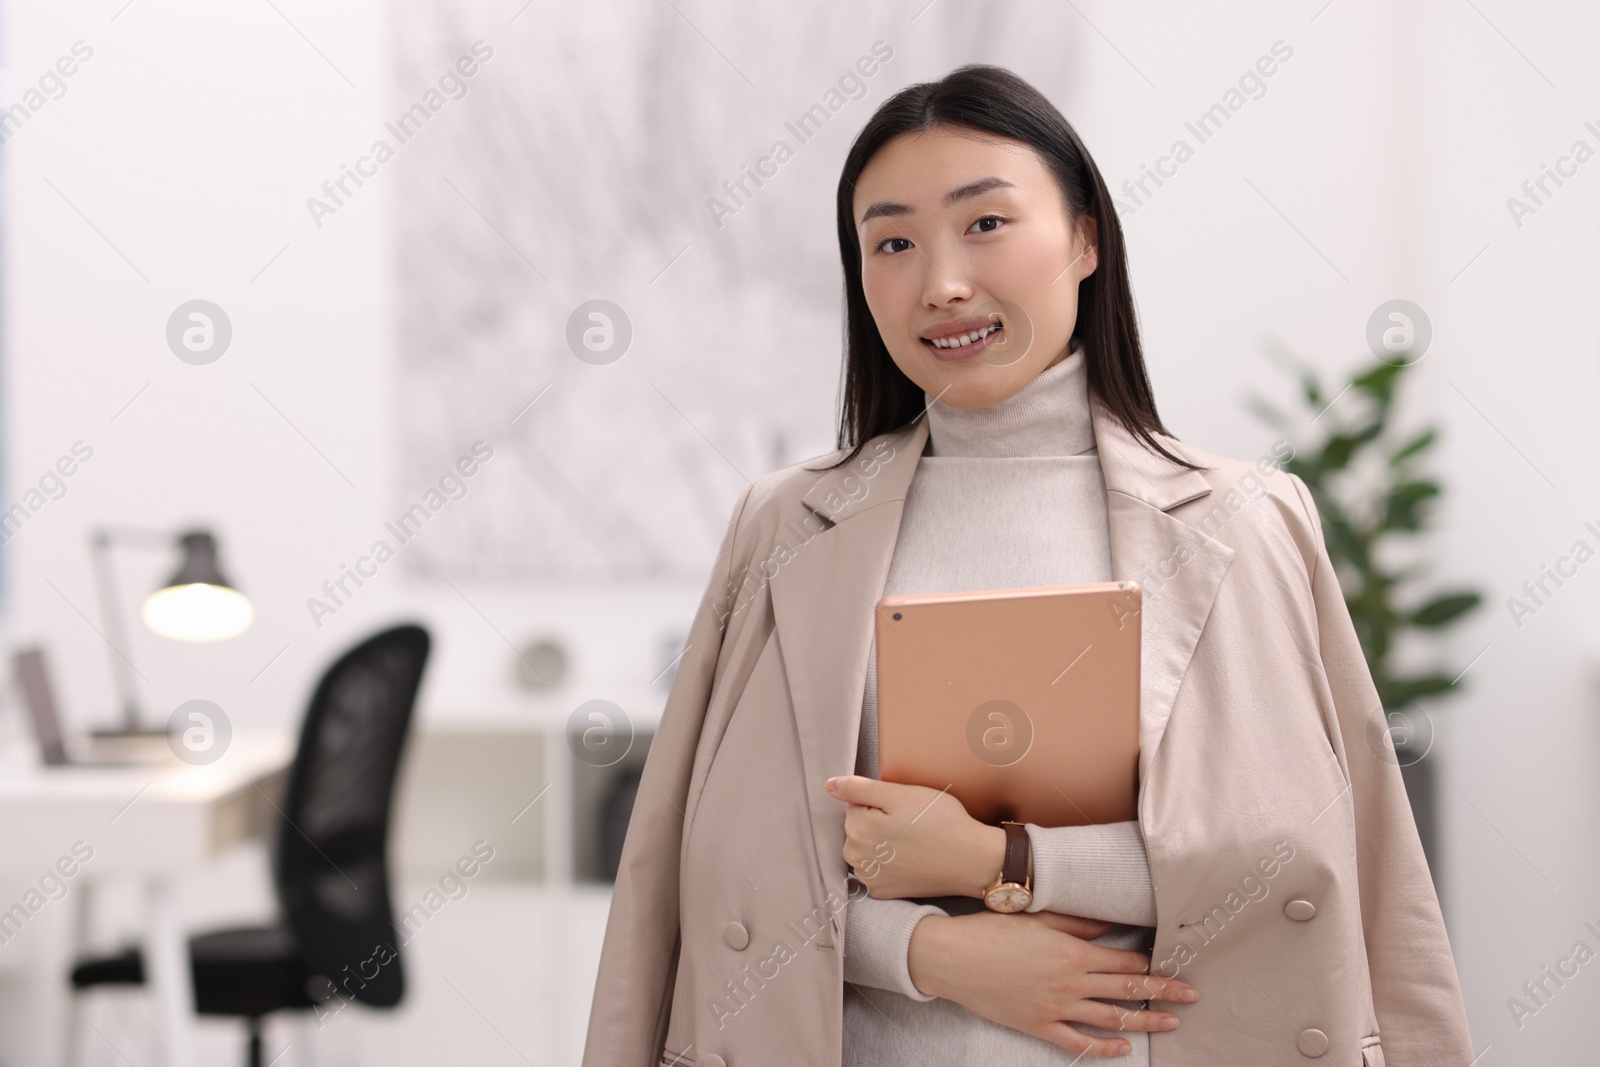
[815,63,1201,473]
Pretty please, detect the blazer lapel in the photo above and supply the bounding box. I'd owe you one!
[1088,401,1235,793]
[769,400,1234,905]
[769,418,928,914]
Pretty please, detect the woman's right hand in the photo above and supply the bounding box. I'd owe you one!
[905,911,1198,1057]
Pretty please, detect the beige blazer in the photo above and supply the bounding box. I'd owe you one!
[581,400,1473,1067]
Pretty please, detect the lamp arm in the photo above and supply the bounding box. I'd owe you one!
[92,524,196,732]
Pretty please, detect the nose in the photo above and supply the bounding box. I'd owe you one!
[918,240,974,309]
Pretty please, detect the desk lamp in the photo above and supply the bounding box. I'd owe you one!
[90,526,253,738]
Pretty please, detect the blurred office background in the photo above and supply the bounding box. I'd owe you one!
[0,0,1595,1063]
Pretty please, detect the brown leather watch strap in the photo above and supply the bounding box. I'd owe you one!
[1000,821,1029,886]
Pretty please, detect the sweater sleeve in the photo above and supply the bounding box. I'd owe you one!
[841,877,946,1000]
[1022,820,1157,927]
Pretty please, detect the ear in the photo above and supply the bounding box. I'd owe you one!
[1076,214,1099,279]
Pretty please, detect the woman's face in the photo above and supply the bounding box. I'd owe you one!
[852,125,1098,410]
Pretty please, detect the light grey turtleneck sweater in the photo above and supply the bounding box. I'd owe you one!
[841,344,1159,1065]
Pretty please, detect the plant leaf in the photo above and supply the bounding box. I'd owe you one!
[1353,361,1405,401]
[1383,480,1441,530]
[1388,428,1437,466]
[1322,435,1358,470]
[1409,592,1482,628]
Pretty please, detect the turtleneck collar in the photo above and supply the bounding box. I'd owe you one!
[924,341,1095,458]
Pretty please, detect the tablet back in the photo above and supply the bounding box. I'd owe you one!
[874,581,1141,827]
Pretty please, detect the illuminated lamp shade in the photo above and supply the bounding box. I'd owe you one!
[140,532,254,641]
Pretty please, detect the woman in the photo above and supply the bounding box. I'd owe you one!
[582,65,1472,1067]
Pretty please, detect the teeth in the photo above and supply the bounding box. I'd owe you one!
[929,323,1001,349]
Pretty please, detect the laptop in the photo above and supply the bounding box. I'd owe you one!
[14,646,173,767]
[874,580,1142,828]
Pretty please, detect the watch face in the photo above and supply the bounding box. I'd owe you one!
[985,884,1032,913]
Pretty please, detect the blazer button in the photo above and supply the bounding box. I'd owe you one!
[1284,899,1316,922]
[702,1056,727,1067]
[1297,1028,1330,1057]
[724,921,750,950]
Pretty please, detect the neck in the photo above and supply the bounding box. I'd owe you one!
[924,342,1094,459]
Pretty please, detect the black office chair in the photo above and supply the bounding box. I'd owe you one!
[70,623,431,1067]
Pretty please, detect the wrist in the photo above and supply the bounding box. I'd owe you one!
[906,913,958,999]
[966,822,1008,897]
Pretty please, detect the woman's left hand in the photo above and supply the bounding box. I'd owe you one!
[826,775,1006,900]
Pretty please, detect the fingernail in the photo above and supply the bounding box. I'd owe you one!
[1160,1015,1179,1030]
[825,777,840,790]
[1178,988,1198,1002]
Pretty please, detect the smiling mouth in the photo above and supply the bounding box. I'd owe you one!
[923,323,1003,351]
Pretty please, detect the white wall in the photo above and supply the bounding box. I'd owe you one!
[2,0,400,735]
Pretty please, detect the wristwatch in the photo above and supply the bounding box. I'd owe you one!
[982,821,1033,913]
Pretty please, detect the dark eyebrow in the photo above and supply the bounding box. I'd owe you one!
[857,176,1018,226]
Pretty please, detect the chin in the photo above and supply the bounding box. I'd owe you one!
[897,349,1024,408]
[924,373,1014,409]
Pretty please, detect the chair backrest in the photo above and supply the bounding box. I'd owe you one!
[274,623,429,1007]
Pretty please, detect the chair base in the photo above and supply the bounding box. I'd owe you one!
[71,925,317,1018]
[70,925,320,1066]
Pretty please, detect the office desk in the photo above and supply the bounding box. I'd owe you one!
[0,735,293,1067]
